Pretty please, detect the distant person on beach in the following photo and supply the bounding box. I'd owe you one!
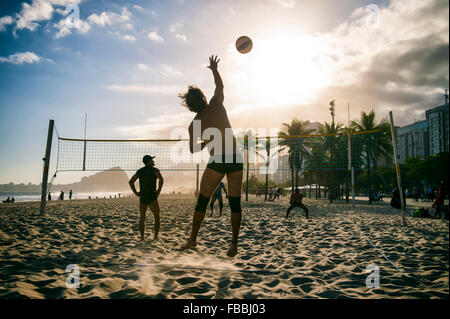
[268,187,274,201]
[59,191,64,200]
[390,188,406,209]
[210,181,228,217]
[48,193,51,201]
[432,181,445,219]
[3,197,11,203]
[413,187,419,202]
[69,189,72,200]
[286,188,309,219]
[129,155,164,241]
[11,197,15,203]
[179,55,243,257]
[276,187,281,199]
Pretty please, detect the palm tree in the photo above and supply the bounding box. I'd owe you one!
[351,110,393,203]
[279,118,315,192]
[236,130,265,201]
[319,121,344,202]
[260,137,283,201]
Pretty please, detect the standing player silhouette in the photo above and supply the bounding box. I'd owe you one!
[210,181,228,217]
[129,155,164,241]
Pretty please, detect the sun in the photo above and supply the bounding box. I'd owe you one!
[228,31,333,107]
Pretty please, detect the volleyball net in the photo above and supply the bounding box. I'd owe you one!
[55,131,380,173]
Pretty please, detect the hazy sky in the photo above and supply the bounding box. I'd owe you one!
[0,0,448,184]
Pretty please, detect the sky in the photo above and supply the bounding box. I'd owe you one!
[0,0,448,185]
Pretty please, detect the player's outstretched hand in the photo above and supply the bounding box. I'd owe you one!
[207,55,220,70]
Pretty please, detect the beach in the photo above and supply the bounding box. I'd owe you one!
[0,195,448,299]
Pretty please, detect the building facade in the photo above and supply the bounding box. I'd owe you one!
[396,120,429,163]
[426,103,449,155]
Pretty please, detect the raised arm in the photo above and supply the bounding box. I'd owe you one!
[129,173,140,197]
[207,55,224,103]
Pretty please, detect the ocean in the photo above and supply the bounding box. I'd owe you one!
[0,192,132,203]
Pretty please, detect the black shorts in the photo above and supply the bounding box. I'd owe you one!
[140,192,158,204]
[207,153,243,174]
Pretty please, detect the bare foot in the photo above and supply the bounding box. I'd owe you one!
[153,236,159,241]
[226,245,238,257]
[140,237,145,242]
[181,239,197,250]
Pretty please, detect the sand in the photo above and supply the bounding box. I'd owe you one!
[0,195,448,299]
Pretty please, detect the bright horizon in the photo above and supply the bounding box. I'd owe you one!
[0,0,448,184]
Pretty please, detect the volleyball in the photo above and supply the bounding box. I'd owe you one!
[236,36,253,54]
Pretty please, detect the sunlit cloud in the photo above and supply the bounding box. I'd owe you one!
[115,112,192,138]
[87,7,132,28]
[160,64,183,77]
[137,63,148,71]
[0,16,14,31]
[169,22,188,42]
[0,51,44,64]
[148,31,164,43]
[14,0,83,32]
[122,34,136,41]
[271,0,296,8]
[102,84,183,95]
[54,15,90,38]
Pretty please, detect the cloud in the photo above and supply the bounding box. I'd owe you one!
[225,0,448,127]
[271,0,296,8]
[174,33,188,42]
[0,16,14,31]
[0,52,44,64]
[14,0,82,32]
[169,22,188,42]
[87,7,132,28]
[133,4,157,16]
[103,84,183,95]
[115,113,192,139]
[54,15,90,38]
[137,64,148,71]
[133,5,145,12]
[122,34,136,41]
[169,22,182,33]
[160,64,183,77]
[314,0,449,124]
[148,31,164,43]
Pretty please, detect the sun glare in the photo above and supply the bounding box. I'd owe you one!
[228,31,334,108]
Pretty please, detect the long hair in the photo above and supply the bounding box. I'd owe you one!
[178,85,208,113]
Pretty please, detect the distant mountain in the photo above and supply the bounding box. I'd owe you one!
[54,167,130,193]
[0,167,130,193]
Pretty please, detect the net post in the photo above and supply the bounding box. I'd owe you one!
[82,140,86,171]
[82,113,87,171]
[244,135,249,202]
[389,111,406,226]
[351,167,355,207]
[40,119,54,214]
[196,164,199,196]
